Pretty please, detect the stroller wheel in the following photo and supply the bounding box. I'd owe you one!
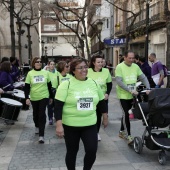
[134,137,143,154]
[158,151,166,165]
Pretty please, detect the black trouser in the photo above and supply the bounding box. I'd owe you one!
[119,99,133,136]
[63,124,98,170]
[47,99,54,120]
[31,98,48,136]
[96,99,108,133]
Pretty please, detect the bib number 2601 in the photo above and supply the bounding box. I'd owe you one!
[77,98,93,110]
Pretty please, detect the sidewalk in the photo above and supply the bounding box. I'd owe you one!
[0,108,130,170]
[0,82,170,170]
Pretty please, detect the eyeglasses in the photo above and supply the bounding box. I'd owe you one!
[35,61,42,63]
[65,65,70,68]
[75,66,88,70]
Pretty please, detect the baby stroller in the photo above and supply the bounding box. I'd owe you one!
[133,88,170,165]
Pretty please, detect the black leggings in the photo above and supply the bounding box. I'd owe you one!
[31,98,48,136]
[63,124,98,170]
[119,99,133,136]
[96,99,108,132]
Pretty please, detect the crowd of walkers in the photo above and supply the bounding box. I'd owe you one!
[0,51,166,170]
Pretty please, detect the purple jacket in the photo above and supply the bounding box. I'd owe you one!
[151,61,163,76]
[0,71,14,91]
[151,61,164,86]
[10,64,20,82]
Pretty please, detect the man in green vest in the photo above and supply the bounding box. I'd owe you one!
[115,50,150,145]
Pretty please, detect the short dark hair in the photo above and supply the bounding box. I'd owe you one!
[139,56,146,63]
[135,54,139,60]
[89,55,103,69]
[150,53,156,58]
[0,61,11,73]
[124,50,134,57]
[70,58,88,76]
[10,56,16,63]
[1,57,9,63]
[57,61,66,73]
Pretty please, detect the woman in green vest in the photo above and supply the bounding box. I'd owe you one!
[87,55,112,141]
[54,58,108,170]
[24,57,53,143]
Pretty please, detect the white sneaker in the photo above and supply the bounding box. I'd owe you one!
[98,134,101,141]
[35,127,39,134]
[39,136,44,144]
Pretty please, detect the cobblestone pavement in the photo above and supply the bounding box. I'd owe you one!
[1,80,170,170]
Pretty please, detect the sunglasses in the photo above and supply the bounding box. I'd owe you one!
[35,61,42,63]
[65,65,70,68]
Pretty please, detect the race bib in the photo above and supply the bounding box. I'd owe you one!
[127,83,136,92]
[77,98,93,110]
[33,75,45,84]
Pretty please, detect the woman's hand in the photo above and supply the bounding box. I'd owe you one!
[26,99,31,105]
[56,120,64,138]
[102,113,108,128]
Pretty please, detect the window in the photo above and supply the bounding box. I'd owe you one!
[44,24,56,31]
[96,5,101,16]
[59,22,77,29]
[44,12,56,18]
[46,37,58,43]
[106,19,109,28]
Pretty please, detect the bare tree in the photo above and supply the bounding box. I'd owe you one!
[1,0,44,64]
[41,0,91,60]
[0,0,15,58]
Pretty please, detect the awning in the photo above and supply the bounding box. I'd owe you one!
[104,38,126,46]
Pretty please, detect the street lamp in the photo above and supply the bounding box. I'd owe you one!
[96,20,103,55]
[145,0,151,61]
[51,43,56,57]
[51,41,55,57]
[41,40,45,57]
[44,46,48,57]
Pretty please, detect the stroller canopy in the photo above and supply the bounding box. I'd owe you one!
[148,88,170,112]
[148,88,170,127]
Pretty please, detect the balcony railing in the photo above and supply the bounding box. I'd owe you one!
[58,2,78,7]
[114,21,126,36]
[115,1,165,36]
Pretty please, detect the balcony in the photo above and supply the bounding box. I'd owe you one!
[58,2,78,7]
[114,21,126,37]
[115,1,166,37]
[91,41,104,54]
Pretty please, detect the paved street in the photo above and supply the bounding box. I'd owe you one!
[0,80,170,170]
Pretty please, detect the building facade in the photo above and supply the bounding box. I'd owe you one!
[0,3,40,64]
[114,0,168,65]
[86,0,113,63]
[41,0,80,63]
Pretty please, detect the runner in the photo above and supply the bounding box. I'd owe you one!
[54,57,108,170]
[87,55,112,141]
[115,51,150,145]
[24,57,53,144]
[47,60,58,125]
